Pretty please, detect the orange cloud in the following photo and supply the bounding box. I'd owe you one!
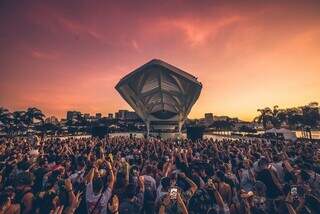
[167,15,244,46]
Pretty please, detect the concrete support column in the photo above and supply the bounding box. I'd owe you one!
[178,121,183,136]
[146,121,150,138]
[178,121,183,134]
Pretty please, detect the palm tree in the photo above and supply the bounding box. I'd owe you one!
[300,102,319,139]
[254,107,273,129]
[25,107,45,126]
[254,106,289,129]
[1,107,46,136]
[12,111,27,135]
[271,105,288,128]
[307,102,319,108]
[0,107,10,126]
[286,107,303,129]
[255,102,319,138]
[0,107,11,134]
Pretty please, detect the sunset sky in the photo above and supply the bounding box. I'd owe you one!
[1,0,320,121]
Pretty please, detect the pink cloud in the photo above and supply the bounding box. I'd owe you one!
[30,49,59,60]
[166,15,244,47]
[56,16,104,41]
[1,0,320,120]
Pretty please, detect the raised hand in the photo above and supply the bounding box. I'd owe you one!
[176,192,183,204]
[50,205,64,214]
[138,175,145,191]
[71,191,83,211]
[65,178,73,191]
[106,161,112,171]
[162,194,171,207]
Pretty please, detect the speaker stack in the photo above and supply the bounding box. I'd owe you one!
[91,125,109,138]
[186,126,204,141]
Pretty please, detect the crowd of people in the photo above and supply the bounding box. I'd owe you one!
[0,135,320,214]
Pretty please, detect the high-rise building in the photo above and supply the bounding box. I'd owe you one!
[213,116,229,121]
[96,113,102,119]
[45,116,59,125]
[125,111,139,120]
[108,113,113,119]
[83,113,90,119]
[204,113,214,121]
[66,111,81,121]
[118,110,127,120]
[115,110,139,120]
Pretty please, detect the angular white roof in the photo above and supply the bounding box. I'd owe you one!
[115,59,202,123]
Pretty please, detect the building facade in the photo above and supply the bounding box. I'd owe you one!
[115,110,139,120]
[66,111,81,121]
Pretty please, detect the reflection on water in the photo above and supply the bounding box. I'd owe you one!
[295,131,320,139]
[48,130,320,140]
[211,130,320,140]
[109,132,233,141]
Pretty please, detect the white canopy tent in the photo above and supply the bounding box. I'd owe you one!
[265,128,297,141]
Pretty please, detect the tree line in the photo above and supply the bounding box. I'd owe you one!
[0,107,45,135]
[254,102,320,130]
[1,102,319,136]
[0,107,144,136]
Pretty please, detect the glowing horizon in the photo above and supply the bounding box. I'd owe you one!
[1,0,319,121]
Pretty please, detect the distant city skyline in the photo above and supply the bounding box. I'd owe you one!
[1,102,318,123]
[1,1,320,121]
